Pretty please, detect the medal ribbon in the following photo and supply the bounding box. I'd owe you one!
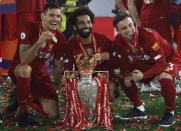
[126,27,138,50]
[77,34,97,57]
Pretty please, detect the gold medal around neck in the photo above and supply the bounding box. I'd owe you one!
[131,48,138,53]
[52,35,58,43]
[86,48,93,56]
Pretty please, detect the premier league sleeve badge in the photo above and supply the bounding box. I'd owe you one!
[20,32,26,40]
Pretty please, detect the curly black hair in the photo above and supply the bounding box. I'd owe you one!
[113,12,131,28]
[68,7,95,27]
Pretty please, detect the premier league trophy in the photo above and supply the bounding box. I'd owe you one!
[77,71,98,123]
[60,53,113,130]
[76,55,98,124]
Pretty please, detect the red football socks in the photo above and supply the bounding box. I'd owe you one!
[159,78,176,112]
[16,77,31,114]
[120,79,142,107]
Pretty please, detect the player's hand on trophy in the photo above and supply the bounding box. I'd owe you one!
[61,75,67,86]
[124,76,133,87]
[131,69,144,82]
[101,52,110,60]
[61,70,72,86]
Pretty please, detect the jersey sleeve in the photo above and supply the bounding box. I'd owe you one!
[18,23,32,45]
[113,36,131,77]
[142,31,167,79]
[54,32,67,60]
[63,40,74,71]
[96,34,118,70]
[101,35,114,63]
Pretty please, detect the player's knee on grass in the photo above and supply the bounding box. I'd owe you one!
[109,79,120,101]
[39,98,59,119]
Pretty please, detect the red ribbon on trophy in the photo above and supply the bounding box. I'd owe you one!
[57,76,114,130]
[94,77,114,130]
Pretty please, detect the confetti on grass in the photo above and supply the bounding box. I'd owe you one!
[0,74,181,130]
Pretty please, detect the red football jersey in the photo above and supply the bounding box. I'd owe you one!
[64,32,115,77]
[16,0,46,13]
[140,0,170,23]
[10,21,66,68]
[116,0,142,15]
[16,0,46,34]
[114,27,181,79]
[0,13,1,41]
[8,21,66,100]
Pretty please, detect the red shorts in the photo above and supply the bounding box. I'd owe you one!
[141,20,172,42]
[130,59,181,79]
[8,62,58,101]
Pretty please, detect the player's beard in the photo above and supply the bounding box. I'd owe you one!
[77,27,92,38]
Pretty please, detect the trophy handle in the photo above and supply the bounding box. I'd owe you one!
[64,71,109,80]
